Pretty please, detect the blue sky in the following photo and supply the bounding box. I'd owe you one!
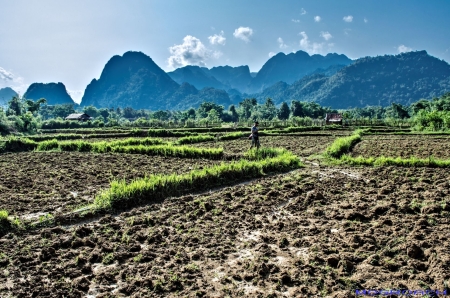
[1,0,449,103]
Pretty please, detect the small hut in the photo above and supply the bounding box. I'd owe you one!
[324,113,343,125]
[65,113,92,121]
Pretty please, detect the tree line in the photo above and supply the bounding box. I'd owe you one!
[1,93,450,134]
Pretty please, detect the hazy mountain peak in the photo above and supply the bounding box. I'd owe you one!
[24,82,75,105]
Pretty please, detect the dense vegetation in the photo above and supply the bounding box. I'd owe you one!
[1,91,450,135]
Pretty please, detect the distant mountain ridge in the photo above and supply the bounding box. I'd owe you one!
[248,51,353,92]
[24,83,75,105]
[59,49,447,110]
[167,65,253,92]
[0,87,18,107]
[254,50,450,108]
[80,51,233,110]
[168,51,352,94]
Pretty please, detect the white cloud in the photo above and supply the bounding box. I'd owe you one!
[167,35,216,69]
[343,15,353,22]
[398,45,412,53]
[233,27,253,42]
[277,37,288,49]
[208,31,226,45]
[268,52,276,58]
[301,8,307,15]
[0,67,26,94]
[291,19,301,23]
[344,28,352,35]
[0,67,14,81]
[364,18,368,23]
[320,31,332,41]
[299,31,324,54]
[314,16,321,22]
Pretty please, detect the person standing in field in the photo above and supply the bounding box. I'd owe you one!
[250,121,260,149]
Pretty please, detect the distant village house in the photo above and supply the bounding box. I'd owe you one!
[324,113,343,125]
[65,113,93,121]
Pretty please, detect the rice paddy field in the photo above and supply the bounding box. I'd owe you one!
[0,127,449,298]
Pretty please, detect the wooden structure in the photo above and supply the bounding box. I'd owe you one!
[324,113,343,125]
[65,113,92,121]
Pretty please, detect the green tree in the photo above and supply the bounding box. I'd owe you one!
[277,102,290,120]
[83,105,99,118]
[290,100,304,117]
[99,108,110,120]
[238,98,257,120]
[197,102,224,119]
[260,98,277,120]
[52,104,76,118]
[207,109,221,122]
[6,96,23,116]
[25,98,47,114]
[228,105,239,122]
[152,110,170,121]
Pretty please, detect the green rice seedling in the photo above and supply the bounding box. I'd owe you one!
[109,137,166,147]
[108,144,224,159]
[176,135,215,145]
[0,210,15,234]
[0,137,38,153]
[219,132,245,141]
[93,149,302,210]
[244,147,288,160]
[325,133,361,158]
[0,210,8,222]
[36,139,60,151]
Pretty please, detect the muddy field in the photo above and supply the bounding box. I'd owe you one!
[352,136,450,159]
[192,135,336,158]
[0,152,224,218]
[0,165,449,297]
